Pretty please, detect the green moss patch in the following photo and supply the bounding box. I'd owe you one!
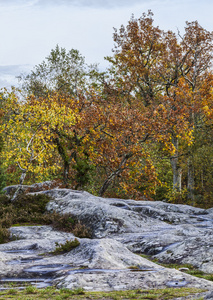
[51,238,80,255]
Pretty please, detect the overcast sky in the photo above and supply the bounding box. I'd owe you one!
[0,0,212,88]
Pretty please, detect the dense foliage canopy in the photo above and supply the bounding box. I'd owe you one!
[1,11,213,207]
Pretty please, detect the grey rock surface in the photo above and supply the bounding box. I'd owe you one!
[45,190,171,238]
[2,181,57,196]
[0,226,212,294]
[0,186,212,295]
[45,189,213,273]
[54,268,213,292]
[0,226,75,277]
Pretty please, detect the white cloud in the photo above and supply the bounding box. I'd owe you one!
[40,0,153,8]
[0,0,153,9]
[0,0,212,88]
[0,65,32,89]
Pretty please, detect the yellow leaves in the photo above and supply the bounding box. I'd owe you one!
[203,105,211,116]
[1,90,77,180]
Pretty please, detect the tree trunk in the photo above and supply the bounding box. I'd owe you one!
[63,160,69,187]
[187,157,195,205]
[99,172,117,197]
[54,137,70,186]
[170,158,182,191]
[11,170,27,201]
[170,136,182,192]
[99,153,132,197]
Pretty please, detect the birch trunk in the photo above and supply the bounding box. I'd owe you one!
[11,170,27,201]
[187,157,195,205]
[170,136,182,192]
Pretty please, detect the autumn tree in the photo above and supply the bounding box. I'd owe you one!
[0,92,8,189]
[7,15,212,204]
[106,11,213,201]
[179,22,213,201]
[80,91,156,198]
[0,90,76,199]
[156,20,213,200]
[18,46,102,187]
[76,72,192,198]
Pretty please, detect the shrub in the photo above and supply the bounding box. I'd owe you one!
[51,213,92,238]
[0,225,10,243]
[166,188,189,205]
[51,238,80,254]
[0,193,91,243]
[14,193,51,213]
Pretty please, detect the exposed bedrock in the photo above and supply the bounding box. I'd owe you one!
[0,186,212,296]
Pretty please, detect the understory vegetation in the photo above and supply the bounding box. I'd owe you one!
[0,194,91,244]
[1,11,213,208]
